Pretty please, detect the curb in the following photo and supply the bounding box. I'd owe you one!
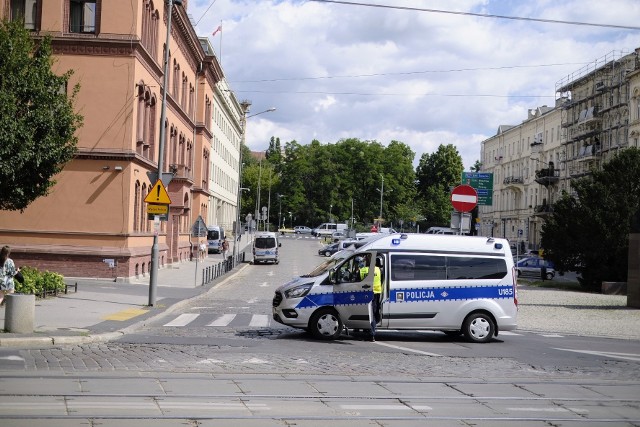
[0,262,251,348]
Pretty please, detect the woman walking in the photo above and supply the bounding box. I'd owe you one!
[1,245,18,306]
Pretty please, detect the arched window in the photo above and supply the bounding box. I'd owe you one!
[134,180,141,232]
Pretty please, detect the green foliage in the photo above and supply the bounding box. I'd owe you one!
[14,266,66,296]
[541,148,640,292]
[415,144,464,227]
[0,19,83,211]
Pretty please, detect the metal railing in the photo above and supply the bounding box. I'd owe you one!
[201,251,246,286]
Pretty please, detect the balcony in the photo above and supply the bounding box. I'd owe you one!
[533,203,554,217]
[534,167,560,186]
[503,176,524,191]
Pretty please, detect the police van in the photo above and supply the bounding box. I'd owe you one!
[253,232,281,264]
[272,233,517,343]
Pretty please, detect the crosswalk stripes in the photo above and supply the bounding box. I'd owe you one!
[161,314,563,339]
[163,313,271,328]
[207,314,236,326]
[163,313,200,327]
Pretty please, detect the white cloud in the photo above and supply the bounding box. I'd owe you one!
[191,0,639,169]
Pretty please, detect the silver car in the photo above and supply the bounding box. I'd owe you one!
[294,226,312,234]
[516,257,555,280]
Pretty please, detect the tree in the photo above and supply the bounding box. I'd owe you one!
[0,20,83,211]
[415,144,464,227]
[541,148,640,291]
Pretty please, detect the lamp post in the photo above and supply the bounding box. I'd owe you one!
[288,211,292,228]
[149,0,182,307]
[329,204,332,222]
[277,194,284,229]
[233,106,275,261]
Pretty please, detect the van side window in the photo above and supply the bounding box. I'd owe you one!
[390,255,508,281]
[391,255,446,281]
[447,257,508,280]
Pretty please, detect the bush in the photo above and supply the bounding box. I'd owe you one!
[14,266,66,297]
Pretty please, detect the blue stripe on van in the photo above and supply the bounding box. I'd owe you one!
[296,290,373,309]
[391,285,514,303]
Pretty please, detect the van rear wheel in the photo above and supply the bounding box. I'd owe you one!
[462,313,495,343]
[309,308,343,340]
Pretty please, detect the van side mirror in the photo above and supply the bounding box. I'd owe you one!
[279,242,282,247]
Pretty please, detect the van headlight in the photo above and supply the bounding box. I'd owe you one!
[284,283,313,299]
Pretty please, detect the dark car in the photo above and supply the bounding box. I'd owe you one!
[318,242,340,257]
[516,257,555,280]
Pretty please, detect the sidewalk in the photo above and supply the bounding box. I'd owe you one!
[0,233,254,348]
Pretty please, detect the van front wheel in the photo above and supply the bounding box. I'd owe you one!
[462,313,494,343]
[309,309,343,340]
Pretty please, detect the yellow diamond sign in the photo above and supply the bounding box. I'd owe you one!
[144,179,172,204]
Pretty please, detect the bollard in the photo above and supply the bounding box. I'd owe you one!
[4,294,35,333]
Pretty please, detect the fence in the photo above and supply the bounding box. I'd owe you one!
[201,251,246,286]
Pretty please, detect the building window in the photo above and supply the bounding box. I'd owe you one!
[70,0,97,33]
[10,0,39,30]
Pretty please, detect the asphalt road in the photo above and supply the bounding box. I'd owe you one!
[0,236,638,426]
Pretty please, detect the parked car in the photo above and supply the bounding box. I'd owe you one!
[318,242,340,257]
[516,257,555,280]
[294,226,312,234]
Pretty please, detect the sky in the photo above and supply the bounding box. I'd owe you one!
[187,0,640,170]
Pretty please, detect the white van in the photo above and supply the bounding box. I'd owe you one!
[253,232,281,264]
[272,233,517,343]
[207,226,225,253]
[312,223,347,237]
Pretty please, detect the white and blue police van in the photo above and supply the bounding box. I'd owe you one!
[252,232,281,264]
[272,233,517,343]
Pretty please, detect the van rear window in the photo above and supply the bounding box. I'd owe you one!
[391,255,507,281]
[207,230,219,240]
[255,238,276,249]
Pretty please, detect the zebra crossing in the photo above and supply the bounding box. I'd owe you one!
[159,313,563,339]
[162,313,272,328]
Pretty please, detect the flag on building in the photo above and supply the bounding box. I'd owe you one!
[212,25,222,37]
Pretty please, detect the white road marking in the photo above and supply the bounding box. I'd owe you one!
[499,331,521,336]
[208,314,236,326]
[259,282,269,287]
[249,314,269,327]
[508,407,570,412]
[0,356,24,361]
[196,358,225,364]
[243,357,271,364]
[341,404,412,411]
[247,298,259,304]
[541,334,564,338]
[163,313,199,327]
[554,348,640,362]
[373,341,442,357]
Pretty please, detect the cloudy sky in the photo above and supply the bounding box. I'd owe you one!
[187,0,640,169]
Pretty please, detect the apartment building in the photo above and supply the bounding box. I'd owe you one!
[0,0,230,280]
[480,48,640,251]
[208,76,244,232]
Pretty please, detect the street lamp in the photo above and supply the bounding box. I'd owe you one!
[233,105,275,261]
[149,0,183,307]
[288,211,292,228]
[277,194,284,229]
[329,204,333,222]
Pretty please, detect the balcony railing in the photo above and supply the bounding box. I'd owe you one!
[503,176,524,185]
[534,167,560,186]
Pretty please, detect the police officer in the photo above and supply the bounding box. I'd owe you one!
[359,256,381,342]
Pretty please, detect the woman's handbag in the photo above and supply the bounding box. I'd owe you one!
[14,271,24,284]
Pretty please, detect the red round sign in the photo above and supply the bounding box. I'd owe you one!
[451,184,478,212]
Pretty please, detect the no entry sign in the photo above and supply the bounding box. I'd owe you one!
[451,184,478,212]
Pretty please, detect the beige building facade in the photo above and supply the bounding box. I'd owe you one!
[0,0,236,280]
[480,48,640,251]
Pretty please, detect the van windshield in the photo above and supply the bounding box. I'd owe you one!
[207,230,219,240]
[255,237,276,249]
[303,248,354,278]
